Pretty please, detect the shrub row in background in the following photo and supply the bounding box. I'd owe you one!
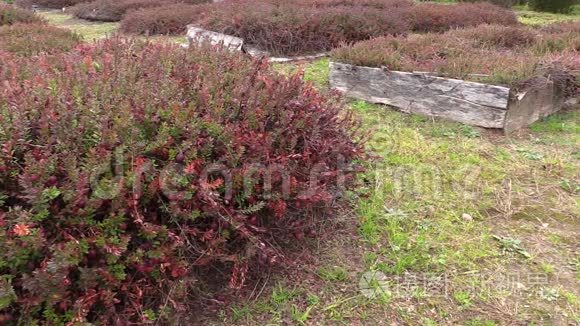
[540,20,580,34]
[70,0,210,22]
[0,23,81,56]
[457,0,520,8]
[15,0,92,9]
[200,0,411,56]
[0,3,44,25]
[407,2,518,33]
[120,0,518,56]
[301,0,414,8]
[125,0,413,55]
[120,3,207,35]
[117,0,418,37]
[0,39,364,324]
[331,23,579,87]
[71,0,173,22]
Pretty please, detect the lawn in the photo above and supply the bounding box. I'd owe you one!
[38,10,186,43]
[516,4,580,25]
[39,9,118,40]
[13,3,580,325]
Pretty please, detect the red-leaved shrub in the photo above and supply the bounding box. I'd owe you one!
[116,0,521,53]
[0,39,364,324]
[120,3,208,35]
[540,20,580,34]
[535,21,580,53]
[0,3,44,25]
[0,23,81,56]
[70,0,172,22]
[301,0,414,8]
[71,0,211,22]
[458,0,516,8]
[453,24,537,48]
[15,0,93,9]
[406,2,519,33]
[196,0,411,55]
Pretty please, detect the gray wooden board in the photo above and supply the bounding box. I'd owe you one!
[330,62,511,129]
[504,79,575,132]
[186,26,244,51]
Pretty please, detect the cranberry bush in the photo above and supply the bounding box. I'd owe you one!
[71,0,175,22]
[195,0,411,56]
[120,3,208,35]
[0,23,82,56]
[15,0,93,9]
[115,0,519,54]
[0,39,364,324]
[540,20,580,34]
[0,3,44,25]
[71,0,210,22]
[301,0,414,8]
[406,2,518,33]
[458,0,516,7]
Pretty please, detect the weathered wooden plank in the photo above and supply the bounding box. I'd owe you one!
[243,45,327,62]
[186,26,244,51]
[504,77,575,133]
[330,62,510,129]
[268,53,328,63]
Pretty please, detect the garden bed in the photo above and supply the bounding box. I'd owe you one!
[330,24,579,131]
[118,0,517,56]
[330,62,576,131]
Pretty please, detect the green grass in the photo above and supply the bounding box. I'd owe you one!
[515,4,580,26]
[304,58,331,88]
[317,266,350,282]
[271,284,300,306]
[273,57,330,89]
[39,11,118,40]
[39,10,186,44]
[354,99,505,268]
[453,291,473,307]
[464,318,498,326]
[529,110,580,134]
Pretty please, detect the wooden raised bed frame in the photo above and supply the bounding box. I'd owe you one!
[330,62,576,132]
